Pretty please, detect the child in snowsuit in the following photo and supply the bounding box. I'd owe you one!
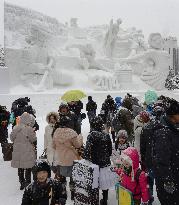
[115,147,149,205]
[21,160,67,205]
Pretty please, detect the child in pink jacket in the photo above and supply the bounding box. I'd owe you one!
[115,147,149,205]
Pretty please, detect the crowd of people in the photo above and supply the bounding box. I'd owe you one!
[0,93,179,205]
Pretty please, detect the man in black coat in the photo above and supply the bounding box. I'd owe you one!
[68,100,84,134]
[84,116,112,205]
[140,105,165,204]
[86,96,97,129]
[153,100,179,205]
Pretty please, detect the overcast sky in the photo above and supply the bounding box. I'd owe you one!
[0,0,4,46]
[5,0,179,39]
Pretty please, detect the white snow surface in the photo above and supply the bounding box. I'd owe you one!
[1,91,179,205]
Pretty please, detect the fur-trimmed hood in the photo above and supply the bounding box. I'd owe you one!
[46,112,59,124]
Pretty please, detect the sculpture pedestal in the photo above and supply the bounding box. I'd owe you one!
[0,66,10,94]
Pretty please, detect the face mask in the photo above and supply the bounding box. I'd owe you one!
[123,165,132,176]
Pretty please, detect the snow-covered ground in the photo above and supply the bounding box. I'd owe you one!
[1,91,179,205]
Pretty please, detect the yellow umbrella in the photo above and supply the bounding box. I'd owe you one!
[61,90,87,102]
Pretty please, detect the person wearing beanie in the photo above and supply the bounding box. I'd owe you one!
[86,96,97,130]
[134,111,150,158]
[21,160,67,205]
[152,99,179,205]
[84,116,112,205]
[114,147,150,205]
[111,130,130,167]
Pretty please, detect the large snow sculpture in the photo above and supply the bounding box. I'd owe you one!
[104,18,122,58]
[21,24,73,91]
[121,33,170,90]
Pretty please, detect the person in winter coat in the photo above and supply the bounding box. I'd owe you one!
[134,111,150,158]
[100,96,116,142]
[84,116,112,205]
[86,96,97,129]
[115,147,149,205]
[44,112,59,165]
[53,103,78,136]
[140,105,165,204]
[68,100,84,134]
[153,99,179,205]
[115,97,122,110]
[0,105,10,145]
[10,112,37,190]
[111,130,130,167]
[112,99,134,144]
[21,160,67,205]
[53,115,83,200]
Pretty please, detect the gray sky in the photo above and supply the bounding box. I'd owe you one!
[5,0,179,39]
[0,0,4,46]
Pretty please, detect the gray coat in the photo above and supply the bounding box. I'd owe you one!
[10,113,37,169]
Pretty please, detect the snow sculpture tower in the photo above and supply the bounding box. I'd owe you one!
[0,0,9,94]
[163,36,179,75]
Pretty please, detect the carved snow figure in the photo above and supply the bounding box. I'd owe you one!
[21,24,73,91]
[121,33,170,90]
[66,43,106,71]
[104,18,122,58]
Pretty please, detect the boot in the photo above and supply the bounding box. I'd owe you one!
[71,191,75,200]
[100,190,108,205]
[20,182,25,190]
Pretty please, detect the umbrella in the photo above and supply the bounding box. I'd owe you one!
[145,90,158,105]
[61,90,87,102]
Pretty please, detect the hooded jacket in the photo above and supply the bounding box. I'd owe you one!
[53,128,83,166]
[84,131,112,168]
[44,112,59,165]
[10,112,37,168]
[115,147,149,202]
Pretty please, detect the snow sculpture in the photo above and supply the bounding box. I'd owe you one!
[70,18,78,28]
[121,33,170,90]
[66,43,106,71]
[21,24,73,91]
[104,18,122,58]
[88,70,120,90]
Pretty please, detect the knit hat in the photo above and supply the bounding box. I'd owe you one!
[35,160,51,178]
[117,130,128,139]
[121,147,140,181]
[139,111,150,123]
[166,100,179,116]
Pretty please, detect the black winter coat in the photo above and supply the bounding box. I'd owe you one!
[140,118,163,170]
[153,116,179,187]
[68,101,83,116]
[84,131,112,168]
[21,178,67,205]
[52,111,78,136]
[86,100,97,112]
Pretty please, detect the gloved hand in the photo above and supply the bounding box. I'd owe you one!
[164,181,175,194]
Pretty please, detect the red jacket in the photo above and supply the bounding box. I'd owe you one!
[115,147,149,203]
